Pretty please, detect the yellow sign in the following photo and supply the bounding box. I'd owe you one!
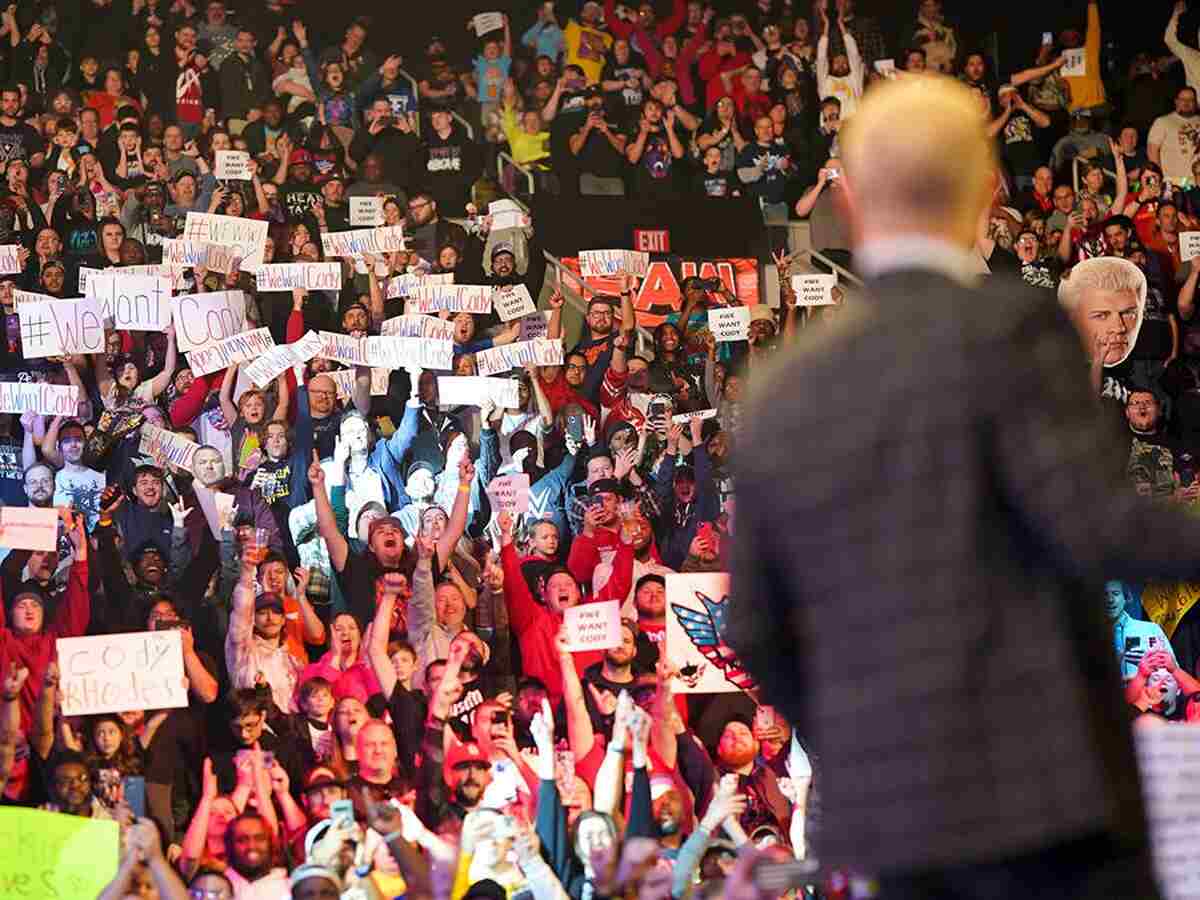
[0,807,118,898]
[1141,581,1200,640]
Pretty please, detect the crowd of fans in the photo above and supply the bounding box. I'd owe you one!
[0,0,1198,898]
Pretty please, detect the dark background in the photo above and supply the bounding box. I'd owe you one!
[304,0,1184,80]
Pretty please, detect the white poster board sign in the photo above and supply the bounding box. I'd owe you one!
[183,213,269,269]
[380,314,457,341]
[139,424,199,472]
[517,311,550,341]
[671,408,718,425]
[1136,725,1200,900]
[254,263,342,292]
[0,506,59,551]
[708,306,750,342]
[0,244,21,274]
[475,338,563,376]
[172,290,248,352]
[472,11,504,34]
[665,573,758,694]
[57,631,187,716]
[11,289,57,307]
[1061,48,1086,77]
[437,376,521,408]
[1182,232,1200,263]
[0,382,79,417]
[349,196,385,227]
[214,150,251,180]
[492,284,537,322]
[563,600,622,651]
[86,274,173,331]
[410,284,493,314]
[160,239,240,275]
[485,472,531,514]
[791,273,839,306]
[320,225,406,257]
[364,335,454,370]
[186,326,275,377]
[18,297,105,358]
[579,249,649,278]
[386,272,454,300]
[488,198,525,231]
[242,331,324,388]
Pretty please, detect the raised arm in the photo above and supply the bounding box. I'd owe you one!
[307,450,349,571]
[145,324,178,398]
[367,572,405,698]
[218,361,239,426]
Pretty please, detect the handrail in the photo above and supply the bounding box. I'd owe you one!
[451,110,475,141]
[396,68,422,137]
[541,249,655,346]
[801,248,864,288]
[498,151,534,209]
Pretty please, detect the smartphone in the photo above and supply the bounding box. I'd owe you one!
[1042,31,1053,45]
[648,400,667,419]
[330,799,355,827]
[123,775,146,818]
[566,413,583,443]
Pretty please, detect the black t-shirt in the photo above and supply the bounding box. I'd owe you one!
[625,123,677,196]
[279,180,321,222]
[1000,111,1041,179]
[0,120,42,168]
[694,170,738,198]
[337,549,414,630]
[1132,283,1176,361]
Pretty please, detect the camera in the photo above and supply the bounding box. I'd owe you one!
[700,277,722,291]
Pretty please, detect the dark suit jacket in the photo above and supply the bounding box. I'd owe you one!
[729,268,1196,874]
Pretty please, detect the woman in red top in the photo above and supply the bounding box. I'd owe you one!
[82,67,141,130]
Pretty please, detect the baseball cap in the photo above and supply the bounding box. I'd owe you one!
[367,515,406,545]
[8,581,45,610]
[254,592,284,612]
[289,148,313,166]
[635,573,665,595]
[290,864,342,891]
[491,241,515,259]
[750,305,776,326]
[302,767,344,791]
[56,419,85,440]
[445,741,488,771]
[589,477,620,496]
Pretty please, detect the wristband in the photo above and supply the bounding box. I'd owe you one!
[97,517,112,527]
[458,483,470,493]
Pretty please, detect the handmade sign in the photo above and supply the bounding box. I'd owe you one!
[671,408,718,425]
[708,306,750,342]
[79,264,187,294]
[186,326,275,377]
[57,630,186,715]
[485,472,531,514]
[11,289,57,307]
[0,382,79,417]
[517,311,550,341]
[563,600,622,651]
[665,573,757,694]
[172,290,248,352]
[160,239,240,275]
[472,11,504,33]
[0,807,119,900]
[183,212,269,269]
[86,273,173,330]
[0,506,59,551]
[1182,232,1200,263]
[18,297,105,358]
[410,284,492,314]
[791,273,838,306]
[320,224,406,257]
[475,338,563,376]
[139,424,199,472]
[254,262,342,292]
[1136,725,1200,900]
[579,249,649,278]
[319,331,370,367]
[380,314,457,341]
[242,330,325,387]
[0,244,22,274]
[492,284,537,322]
[437,376,521,408]
[214,149,251,180]
[489,198,525,231]
[1061,47,1086,77]
[364,335,454,370]
[386,272,454,299]
[349,196,385,227]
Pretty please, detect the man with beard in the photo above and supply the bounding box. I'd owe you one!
[625,97,684,200]
[21,462,54,510]
[40,751,111,818]
[93,531,192,633]
[226,539,303,715]
[570,279,637,402]
[582,619,641,696]
[245,421,310,563]
[984,229,1062,291]
[713,719,791,837]
[815,6,864,120]
[1149,86,1200,187]
[1120,390,1194,501]
[105,464,176,560]
[402,190,468,271]
[224,812,289,896]
[654,453,721,571]
[600,332,654,436]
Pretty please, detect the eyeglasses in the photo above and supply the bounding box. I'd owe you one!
[309,389,336,398]
[408,200,431,212]
[565,364,586,371]
[189,889,232,900]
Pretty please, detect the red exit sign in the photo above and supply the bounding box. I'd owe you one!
[633,229,670,253]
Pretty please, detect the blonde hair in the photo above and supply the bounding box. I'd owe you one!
[1057,256,1147,313]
